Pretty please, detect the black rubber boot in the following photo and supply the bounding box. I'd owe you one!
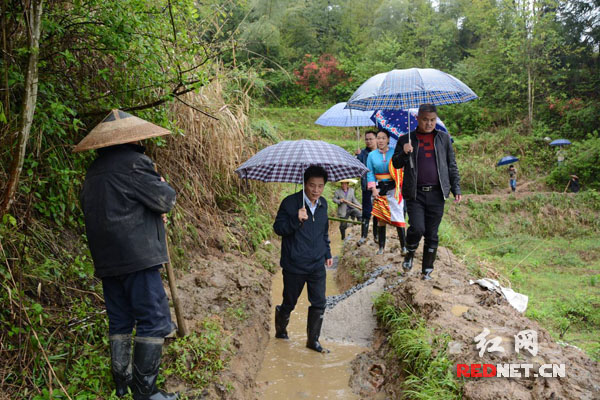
[402,243,418,272]
[372,216,379,242]
[422,247,437,281]
[306,307,329,353]
[396,227,407,255]
[132,337,178,400]
[340,227,346,240]
[275,305,290,339]
[358,218,369,245]
[377,225,386,255]
[110,334,132,397]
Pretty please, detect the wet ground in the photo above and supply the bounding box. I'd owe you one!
[256,226,367,399]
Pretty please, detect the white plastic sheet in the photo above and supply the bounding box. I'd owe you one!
[469,278,529,313]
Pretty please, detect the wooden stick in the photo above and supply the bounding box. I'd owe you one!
[328,216,362,225]
[155,165,188,337]
[340,199,362,211]
[163,233,189,337]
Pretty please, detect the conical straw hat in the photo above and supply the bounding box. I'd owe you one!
[337,178,358,185]
[73,109,171,152]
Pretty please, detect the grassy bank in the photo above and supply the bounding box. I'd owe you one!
[374,293,462,400]
[440,191,600,360]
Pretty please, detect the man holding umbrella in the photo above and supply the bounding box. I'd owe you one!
[273,165,333,353]
[392,104,462,281]
[77,110,178,399]
[356,130,378,244]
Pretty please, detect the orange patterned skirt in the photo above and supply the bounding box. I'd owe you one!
[371,161,405,227]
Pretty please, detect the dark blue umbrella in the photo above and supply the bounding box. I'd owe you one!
[497,156,519,166]
[370,108,448,148]
[550,139,571,146]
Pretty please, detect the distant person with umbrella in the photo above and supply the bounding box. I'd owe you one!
[273,166,333,353]
[392,104,462,281]
[332,179,361,240]
[508,165,517,192]
[76,110,178,400]
[367,130,407,255]
[356,130,378,244]
[550,139,571,166]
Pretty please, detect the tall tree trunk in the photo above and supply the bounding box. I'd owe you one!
[527,64,533,126]
[0,0,43,216]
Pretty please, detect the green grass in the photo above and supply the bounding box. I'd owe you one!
[163,319,230,391]
[254,106,365,153]
[374,293,463,400]
[440,193,600,360]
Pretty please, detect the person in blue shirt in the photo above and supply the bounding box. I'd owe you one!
[273,166,333,353]
[367,130,407,255]
[356,130,378,244]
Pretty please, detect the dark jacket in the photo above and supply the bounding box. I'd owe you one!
[81,144,176,278]
[357,147,372,192]
[273,191,332,274]
[392,129,461,200]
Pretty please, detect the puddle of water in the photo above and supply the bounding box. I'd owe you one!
[450,304,470,316]
[256,226,366,399]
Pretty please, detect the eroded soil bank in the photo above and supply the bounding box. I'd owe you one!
[337,230,600,399]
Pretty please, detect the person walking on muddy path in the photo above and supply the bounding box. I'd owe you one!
[367,130,407,255]
[332,180,361,240]
[508,164,517,193]
[77,110,179,399]
[392,104,461,281]
[356,130,379,244]
[273,165,333,353]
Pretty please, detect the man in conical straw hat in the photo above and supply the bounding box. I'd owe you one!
[332,179,361,240]
[76,110,178,400]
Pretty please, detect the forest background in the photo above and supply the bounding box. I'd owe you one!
[0,0,599,398]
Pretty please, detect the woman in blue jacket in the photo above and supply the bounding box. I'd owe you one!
[367,130,407,255]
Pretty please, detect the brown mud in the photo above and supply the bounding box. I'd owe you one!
[337,231,600,399]
[163,248,275,399]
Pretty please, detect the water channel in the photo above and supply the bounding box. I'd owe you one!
[256,229,367,399]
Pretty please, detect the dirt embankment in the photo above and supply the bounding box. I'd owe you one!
[164,243,278,399]
[337,233,600,399]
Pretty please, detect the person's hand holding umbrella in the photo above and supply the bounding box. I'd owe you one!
[298,207,308,223]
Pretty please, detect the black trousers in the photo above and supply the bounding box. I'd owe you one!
[280,268,326,314]
[405,186,445,249]
[361,189,373,219]
[102,265,175,337]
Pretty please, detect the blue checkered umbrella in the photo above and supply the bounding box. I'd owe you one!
[315,102,375,127]
[345,68,478,111]
[235,140,368,184]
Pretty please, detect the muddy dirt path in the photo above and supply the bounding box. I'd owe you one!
[255,224,368,399]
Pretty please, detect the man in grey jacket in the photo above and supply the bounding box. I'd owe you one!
[392,104,461,280]
[332,181,361,240]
